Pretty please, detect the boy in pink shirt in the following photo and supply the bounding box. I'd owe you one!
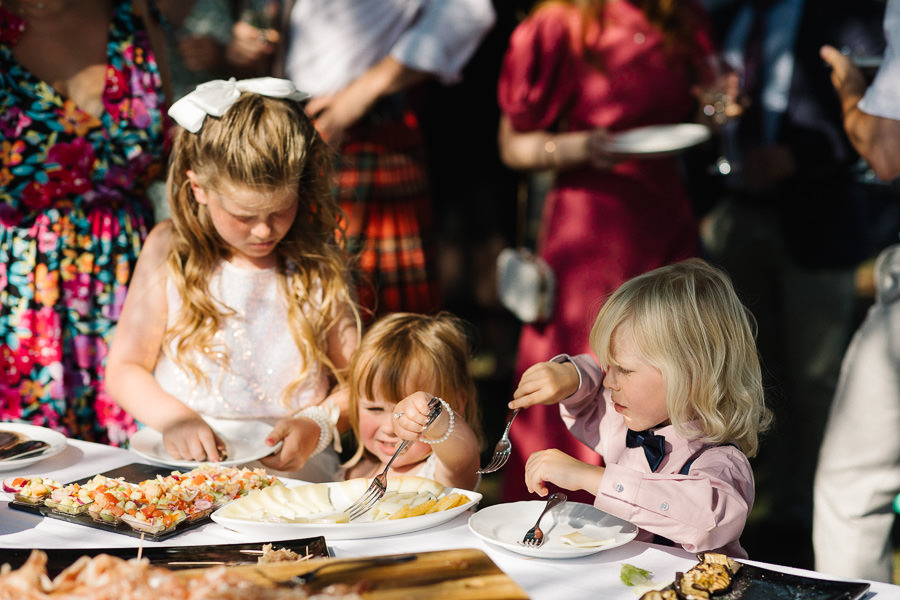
[513,259,772,558]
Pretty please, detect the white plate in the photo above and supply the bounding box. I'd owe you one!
[129,417,281,468]
[210,482,482,540]
[468,500,638,559]
[0,423,67,472]
[603,123,711,156]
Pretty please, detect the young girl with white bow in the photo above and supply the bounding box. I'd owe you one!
[511,259,772,557]
[107,78,361,482]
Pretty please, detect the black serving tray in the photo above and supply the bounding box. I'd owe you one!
[8,462,229,542]
[0,536,329,578]
[663,562,870,600]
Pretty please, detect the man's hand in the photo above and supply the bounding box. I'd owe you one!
[820,45,867,113]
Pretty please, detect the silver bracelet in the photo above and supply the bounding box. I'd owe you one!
[421,397,454,445]
[295,404,337,456]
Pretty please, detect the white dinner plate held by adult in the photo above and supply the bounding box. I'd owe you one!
[468,500,638,559]
[0,423,68,472]
[602,123,711,157]
[129,417,281,468]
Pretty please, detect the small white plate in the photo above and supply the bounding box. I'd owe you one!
[468,500,638,559]
[603,123,711,156]
[129,417,281,468]
[211,482,482,540]
[0,423,67,472]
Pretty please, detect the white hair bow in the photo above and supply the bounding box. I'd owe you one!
[168,77,311,133]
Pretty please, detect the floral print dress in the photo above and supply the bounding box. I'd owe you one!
[0,2,168,445]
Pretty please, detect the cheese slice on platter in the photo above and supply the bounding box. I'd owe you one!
[560,531,617,548]
[217,475,470,523]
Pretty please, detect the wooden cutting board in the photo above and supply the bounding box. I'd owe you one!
[179,548,529,599]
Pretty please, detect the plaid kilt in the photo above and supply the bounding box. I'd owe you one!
[336,108,439,319]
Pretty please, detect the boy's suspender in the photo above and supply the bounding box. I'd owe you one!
[651,443,738,547]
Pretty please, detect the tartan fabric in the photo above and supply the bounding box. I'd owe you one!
[336,107,439,319]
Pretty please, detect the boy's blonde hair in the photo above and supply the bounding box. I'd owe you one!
[590,259,771,456]
[344,312,483,468]
[165,92,359,404]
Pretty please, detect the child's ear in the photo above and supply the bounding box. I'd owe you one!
[186,170,208,205]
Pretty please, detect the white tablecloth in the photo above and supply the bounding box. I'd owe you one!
[2,440,898,600]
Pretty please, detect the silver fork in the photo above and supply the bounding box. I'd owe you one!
[519,492,566,547]
[345,397,443,521]
[477,408,520,474]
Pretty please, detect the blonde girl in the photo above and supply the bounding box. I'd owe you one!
[107,78,360,481]
[512,259,771,557]
[343,312,482,490]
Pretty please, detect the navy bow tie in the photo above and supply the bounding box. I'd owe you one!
[626,429,667,471]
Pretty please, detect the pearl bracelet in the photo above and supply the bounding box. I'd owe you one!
[295,402,339,456]
[421,397,454,445]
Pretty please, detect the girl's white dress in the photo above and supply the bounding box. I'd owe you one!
[153,260,338,481]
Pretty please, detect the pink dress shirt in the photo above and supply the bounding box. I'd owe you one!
[557,354,754,559]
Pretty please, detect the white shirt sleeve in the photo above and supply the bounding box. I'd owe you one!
[390,0,496,84]
[858,0,900,120]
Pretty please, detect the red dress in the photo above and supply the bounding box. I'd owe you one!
[497,1,712,502]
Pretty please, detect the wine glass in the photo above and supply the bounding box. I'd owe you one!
[699,55,741,177]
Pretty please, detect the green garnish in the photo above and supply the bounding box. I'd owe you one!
[620,563,653,586]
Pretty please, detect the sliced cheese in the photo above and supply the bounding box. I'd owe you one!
[219,474,458,523]
[288,483,333,514]
[389,475,445,496]
[559,531,616,548]
[330,478,369,510]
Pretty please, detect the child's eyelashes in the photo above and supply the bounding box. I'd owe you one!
[228,213,256,224]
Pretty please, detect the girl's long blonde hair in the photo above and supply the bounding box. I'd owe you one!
[165,92,360,405]
[590,259,772,456]
[343,312,483,469]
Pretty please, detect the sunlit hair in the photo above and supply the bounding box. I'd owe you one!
[590,259,771,457]
[534,0,706,75]
[164,92,360,406]
[344,312,483,468]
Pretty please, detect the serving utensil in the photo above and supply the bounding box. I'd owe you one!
[519,492,566,548]
[0,430,25,451]
[0,440,50,461]
[477,408,519,474]
[287,555,417,585]
[345,397,443,521]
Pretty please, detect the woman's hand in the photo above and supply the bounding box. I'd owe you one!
[162,415,224,462]
[524,448,604,497]
[585,128,619,170]
[260,416,321,472]
[511,361,579,409]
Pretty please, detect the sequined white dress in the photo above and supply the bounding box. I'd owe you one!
[153,260,338,481]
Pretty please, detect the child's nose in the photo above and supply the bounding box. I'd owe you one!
[604,369,618,390]
[251,221,272,239]
[380,413,397,434]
